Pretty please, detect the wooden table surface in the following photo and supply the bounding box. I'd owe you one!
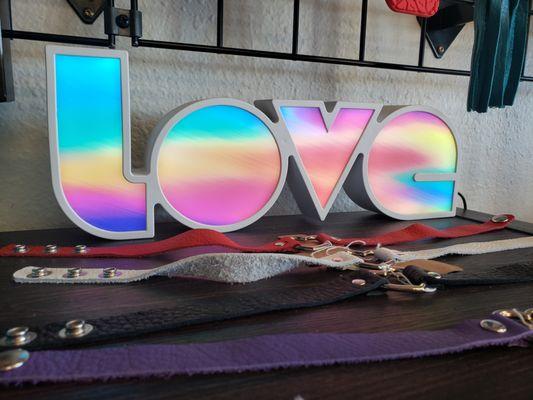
[1,209,532,399]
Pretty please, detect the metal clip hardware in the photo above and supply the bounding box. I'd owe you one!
[295,242,333,252]
[278,234,317,241]
[495,308,533,330]
[278,234,330,252]
[290,233,435,294]
[383,282,437,293]
[359,261,437,294]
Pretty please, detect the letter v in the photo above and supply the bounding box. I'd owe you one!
[256,100,380,220]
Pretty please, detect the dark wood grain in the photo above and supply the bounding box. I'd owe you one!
[1,210,532,399]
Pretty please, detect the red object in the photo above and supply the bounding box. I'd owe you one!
[385,0,440,17]
[0,215,514,258]
[317,214,515,246]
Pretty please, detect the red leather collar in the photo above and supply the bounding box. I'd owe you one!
[0,214,515,258]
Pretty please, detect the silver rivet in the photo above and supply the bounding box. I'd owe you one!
[66,267,82,278]
[13,244,28,254]
[58,319,94,339]
[83,7,95,18]
[491,214,509,223]
[352,279,366,286]
[480,319,507,333]
[427,271,442,279]
[497,309,515,318]
[44,244,58,254]
[74,244,88,254]
[27,266,52,279]
[274,242,285,247]
[103,267,117,278]
[0,349,30,371]
[0,326,37,347]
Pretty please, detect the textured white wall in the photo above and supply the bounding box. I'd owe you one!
[0,0,532,232]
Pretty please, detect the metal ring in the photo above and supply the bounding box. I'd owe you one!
[491,214,509,223]
[480,319,507,333]
[427,271,442,279]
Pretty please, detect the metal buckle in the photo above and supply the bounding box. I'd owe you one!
[350,249,374,257]
[358,259,395,271]
[286,233,435,294]
[360,262,437,294]
[277,234,317,241]
[344,241,373,257]
[383,282,437,293]
[279,234,374,255]
[494,308,533,330]
[295,243,332,252]
[278,234,330,252]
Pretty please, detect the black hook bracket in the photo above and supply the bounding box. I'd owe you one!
[66,0,105,24]
[419,0,474,58]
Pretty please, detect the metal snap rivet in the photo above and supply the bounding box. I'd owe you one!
[13,244,28,254]
[103,267,117,278]
[0,326,37,347]
[491,214,509,223]
[274,242,285,247]
[0,349,30,371]
[27,266,52,279]
[74,244,88,254]
[44,244,58,254]
[496,309,515,318]
[66,267,82,278]
[352,279,366,286]
[83,7,95,18]
[480,319,507,333]
[58,319,94,339]
[427,271,442,279]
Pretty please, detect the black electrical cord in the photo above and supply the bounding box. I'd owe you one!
[458,192,468,211]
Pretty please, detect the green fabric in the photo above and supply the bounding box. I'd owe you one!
[467,0,530,113]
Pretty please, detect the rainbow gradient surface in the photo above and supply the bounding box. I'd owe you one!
[157,105,282,226]
[368,111,457,215]
[280,106,374,207]
[55,54,146,231]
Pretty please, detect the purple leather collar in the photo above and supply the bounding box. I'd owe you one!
[1,312,531,386]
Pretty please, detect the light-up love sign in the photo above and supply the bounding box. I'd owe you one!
[46,46,459,240]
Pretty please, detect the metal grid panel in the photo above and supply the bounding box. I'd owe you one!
[1,0,532,82]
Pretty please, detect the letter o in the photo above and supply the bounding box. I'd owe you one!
[149,99,287,231]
